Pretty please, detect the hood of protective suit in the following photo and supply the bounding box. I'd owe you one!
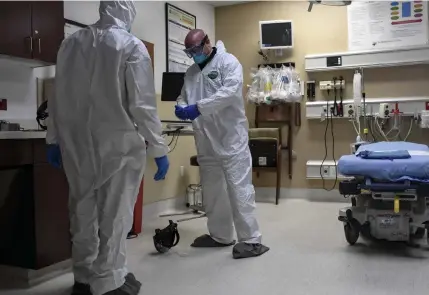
[99,1,136,31]
[215,40,226,54]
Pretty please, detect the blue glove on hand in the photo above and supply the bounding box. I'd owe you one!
[47,144,62,169]
[183,104,200,121]
[175,105,188,120]
[154,155,169,181]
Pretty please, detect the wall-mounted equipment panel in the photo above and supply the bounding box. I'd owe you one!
[305,45,429,72]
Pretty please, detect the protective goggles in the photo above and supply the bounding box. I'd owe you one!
[183,35,208,58]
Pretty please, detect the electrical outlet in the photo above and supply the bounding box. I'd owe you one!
[319,80,345,91]
[378,103,390,118]
[322,166,330,177]
[319,81,333,90]
[345,104,355,118]
[321,106,327,121]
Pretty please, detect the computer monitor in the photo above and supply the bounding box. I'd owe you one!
[161,72,185,102]
[259,20,293,50]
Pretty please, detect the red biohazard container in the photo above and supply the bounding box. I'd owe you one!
[131,179,144,234]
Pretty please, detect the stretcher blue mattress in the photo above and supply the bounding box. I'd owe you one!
[338,142,429,182]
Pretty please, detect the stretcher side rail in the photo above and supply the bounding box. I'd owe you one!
[339,178,429,196]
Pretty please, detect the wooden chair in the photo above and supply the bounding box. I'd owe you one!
[248,128,282,205]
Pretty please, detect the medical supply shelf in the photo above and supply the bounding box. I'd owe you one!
[258,62,296,69]
[305,45,429,72]
[256,61,301,126]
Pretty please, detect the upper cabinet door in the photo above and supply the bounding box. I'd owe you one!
[31,1,64,63]
[0,1,32,59]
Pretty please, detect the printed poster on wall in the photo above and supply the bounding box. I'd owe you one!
[166,3,196,72]
[347,1,429,51]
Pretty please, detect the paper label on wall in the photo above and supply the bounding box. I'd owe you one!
[347,1,429,51]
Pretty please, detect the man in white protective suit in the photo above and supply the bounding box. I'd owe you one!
[175,29,270,259]
[46,1,169,295]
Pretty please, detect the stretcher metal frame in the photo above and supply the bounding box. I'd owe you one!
[338,177,429,245]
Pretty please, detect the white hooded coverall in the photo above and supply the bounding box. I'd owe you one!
[46,1,168,294]
[178,41,262,245]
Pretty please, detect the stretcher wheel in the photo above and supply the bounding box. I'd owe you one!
[344,223,359,245]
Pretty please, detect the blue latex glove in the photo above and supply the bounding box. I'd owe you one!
[175,105,188,120]
[183,104,200,121]
[154,155,169,181]
[47,144,62,169]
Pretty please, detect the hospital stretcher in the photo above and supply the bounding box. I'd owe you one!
[337,142,429,245]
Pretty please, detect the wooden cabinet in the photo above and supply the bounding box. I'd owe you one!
[142,40,155,72]
[0,165,36,269]
[0,2,32,59]
[0,1,64,63]
[33,163,70,268]
[31,1,65,63]
[0,139,70,269]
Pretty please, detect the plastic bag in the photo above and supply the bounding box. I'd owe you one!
[271,67,283,101]
[245,68,260,104]
[274,66,291,102]
[246,65,302,104]
[287,67,302,102]
[260,66,273,104]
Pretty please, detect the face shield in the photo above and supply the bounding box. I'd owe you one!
[183,35,208,58]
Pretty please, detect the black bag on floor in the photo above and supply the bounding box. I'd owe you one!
[153,220,180,253]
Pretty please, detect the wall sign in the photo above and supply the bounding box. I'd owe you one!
[165,3,196,72]
[348,1,429,51]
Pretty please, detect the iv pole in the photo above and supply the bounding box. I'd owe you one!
[360,67,367,141]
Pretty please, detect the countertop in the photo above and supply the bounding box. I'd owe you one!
[0,131,47,140]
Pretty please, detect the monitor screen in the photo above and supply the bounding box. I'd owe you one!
[260,21,292,49]
[161,72,185,102]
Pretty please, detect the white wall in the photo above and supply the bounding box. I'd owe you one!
[0,59,54,126]
[0,60,35,121]
[64,0,215,94]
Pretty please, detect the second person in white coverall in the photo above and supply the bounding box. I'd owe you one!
[175,29,269,259]
[46,1,169,295]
